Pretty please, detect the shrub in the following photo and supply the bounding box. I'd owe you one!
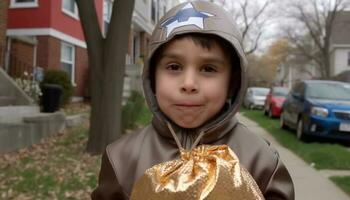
[41,70,74,106]
[122,91,145,133]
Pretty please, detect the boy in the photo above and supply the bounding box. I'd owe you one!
[92,1,294,200]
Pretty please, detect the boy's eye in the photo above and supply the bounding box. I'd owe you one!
[201,65,218,73]
[166,63,181,71]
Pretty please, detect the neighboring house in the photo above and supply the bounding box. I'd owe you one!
[275,11,350,88]
[329,11,350,76]
[120,0,180,101]
[2,0,180,101]
[275,54,321,89]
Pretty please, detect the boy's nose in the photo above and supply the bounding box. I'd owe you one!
[181,70,198,94]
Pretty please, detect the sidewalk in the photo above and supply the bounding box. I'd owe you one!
[237,114,350,200]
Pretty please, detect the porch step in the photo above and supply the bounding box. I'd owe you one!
[0,112,66,153]
[0,96,16,106]
[0,67,33,105]
[0,105,40,123]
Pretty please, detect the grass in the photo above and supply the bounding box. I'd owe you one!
[0,125,101,199]
[330,176,350,195]
[61,102,90,116]
[240,107,350,170]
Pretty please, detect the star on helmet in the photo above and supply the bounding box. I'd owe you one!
[161,3,214,38]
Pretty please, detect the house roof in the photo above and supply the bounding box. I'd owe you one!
[330,11,350,45]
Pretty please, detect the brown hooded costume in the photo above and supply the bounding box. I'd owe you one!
[92,1,294,200]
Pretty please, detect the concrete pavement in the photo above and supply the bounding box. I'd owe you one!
[237,114,350,200]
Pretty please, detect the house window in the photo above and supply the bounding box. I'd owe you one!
[103,0,113,35]
[62,0,79,19]
[10,0,38,8]
[60,42,75,84]
[348,52,350,66]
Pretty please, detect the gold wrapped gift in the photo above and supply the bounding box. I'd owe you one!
[131,144,264,200]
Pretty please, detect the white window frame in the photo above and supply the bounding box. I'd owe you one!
[10,0,38,9]
[103,0,113,36]
[60,42,76,85]
[62,0,79,20]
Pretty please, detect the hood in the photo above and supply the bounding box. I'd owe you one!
[142,1,247,143]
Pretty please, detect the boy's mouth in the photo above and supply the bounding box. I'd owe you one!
[174,104,204,112]
[174,103,202,107]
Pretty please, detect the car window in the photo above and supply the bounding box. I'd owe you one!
[252,88,269,96]
[272,87,289,97]
[306,82,350,100]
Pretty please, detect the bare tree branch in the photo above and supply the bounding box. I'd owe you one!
[245,31,262,55]
[240,0,249,39]
[280,0,349,78]
[233,0,271,54]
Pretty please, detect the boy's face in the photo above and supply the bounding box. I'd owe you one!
[155,37,231,129]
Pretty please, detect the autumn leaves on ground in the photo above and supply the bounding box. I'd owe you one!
[0,104,100,200]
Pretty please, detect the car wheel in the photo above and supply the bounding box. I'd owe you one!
[297,118,308,141]
[280,112,287,129]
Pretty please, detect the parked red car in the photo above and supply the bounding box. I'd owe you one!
[264,87,289,118]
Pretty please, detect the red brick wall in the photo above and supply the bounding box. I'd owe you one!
[36,36,61,70]
[0,0,8,68]
[9,39,34,77]
[36,36,88,97]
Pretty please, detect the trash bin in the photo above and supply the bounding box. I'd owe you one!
[41,83,63,113]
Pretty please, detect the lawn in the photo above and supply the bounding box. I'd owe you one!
[240,107,350,170]
[330,176,350,196]
[0,124,100,199]
[61,102,91,116]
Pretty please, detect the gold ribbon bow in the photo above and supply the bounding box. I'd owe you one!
[130,123,264,200]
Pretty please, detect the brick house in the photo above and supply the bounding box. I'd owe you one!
[3,0,102,101]
[2,0,179,101]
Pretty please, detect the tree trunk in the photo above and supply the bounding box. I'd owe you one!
[76,0,135,154]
